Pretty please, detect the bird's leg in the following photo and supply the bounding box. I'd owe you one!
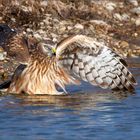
[49,88,68,95]
[47,83,68,95]
[50,91,67,96]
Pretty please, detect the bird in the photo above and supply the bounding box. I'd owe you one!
[0,31,137,95]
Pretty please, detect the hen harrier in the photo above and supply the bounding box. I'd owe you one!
[0,27,137,95]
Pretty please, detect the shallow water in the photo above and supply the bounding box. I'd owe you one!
[0,58,140,140]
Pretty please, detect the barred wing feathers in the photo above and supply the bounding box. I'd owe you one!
[56,35,136,92]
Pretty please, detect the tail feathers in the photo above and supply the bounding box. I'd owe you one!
[0,80,11,89]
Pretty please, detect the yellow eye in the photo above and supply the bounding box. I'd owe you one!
[52,48,56,54]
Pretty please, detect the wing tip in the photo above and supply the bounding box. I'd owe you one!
[112,81,136,93]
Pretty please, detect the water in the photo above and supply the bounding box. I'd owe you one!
[0,58,140,140]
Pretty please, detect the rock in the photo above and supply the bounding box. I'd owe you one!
[38,29,45,36]
[59,26,66,33]
[90,20,108,25]
[40,1,48,6]
[26,28,32,33]
[23,31,27,35]
[52,37,57,43]
[133,32,138,37]
[11,18,16,22]
[40,22,44,26]
[0,48,7,61]
[50,33,57,39]
[105,2,116,12]
[63,34,69,38]
[119,41,129,49]
[74,23,84,29]
[59,21,68,26]
[131,7,140,15]
[67,26,73,30]
[128,0,138,6]
[118,2,124,8]
[21,5,29,12]
[121,14,130,21]
[0,47,3,52]
[53,18,60,23]
[114,13,122,21]
[43,18,51,25]
[33,33,42,40]
[114,13,129,21]
[0,17,3,21]
[135,18,140,26]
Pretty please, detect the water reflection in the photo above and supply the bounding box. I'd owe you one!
[13,90,134,109]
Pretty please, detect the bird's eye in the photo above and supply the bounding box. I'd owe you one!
[51,48,56,55]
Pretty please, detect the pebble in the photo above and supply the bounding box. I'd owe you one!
[26,28,32,33]
[59,21,68,26]
[67,26,73,30]
[40,22,44,26]
[33,33,42,40]
[38,29,45,35]
[133,32,138,37]
[119,41,129,48]
[0,48,4,53]
[114,13,122,21]
[128,0,138,6]
[113,13,130,21]
[59,26,66,33]
[0,17,3,21]
[121,14,130,21]
[135,18,140,26]
[118,2,124,8]
[74,23,84,29]
[40,1,48,6]
[50,33,58,39]
[21,5,29,12]
[131,7,140,15]
[105,2,116,12]
[53,18,60,23]
[0,51,7,61]
[52,37,57,43]
[90,20,108,25]
[43,18,51,25]
[11,18,16,22]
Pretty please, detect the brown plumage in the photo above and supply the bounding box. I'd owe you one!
[0,33,137,95]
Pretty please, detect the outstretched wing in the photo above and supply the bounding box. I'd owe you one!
[56,35,137,92]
